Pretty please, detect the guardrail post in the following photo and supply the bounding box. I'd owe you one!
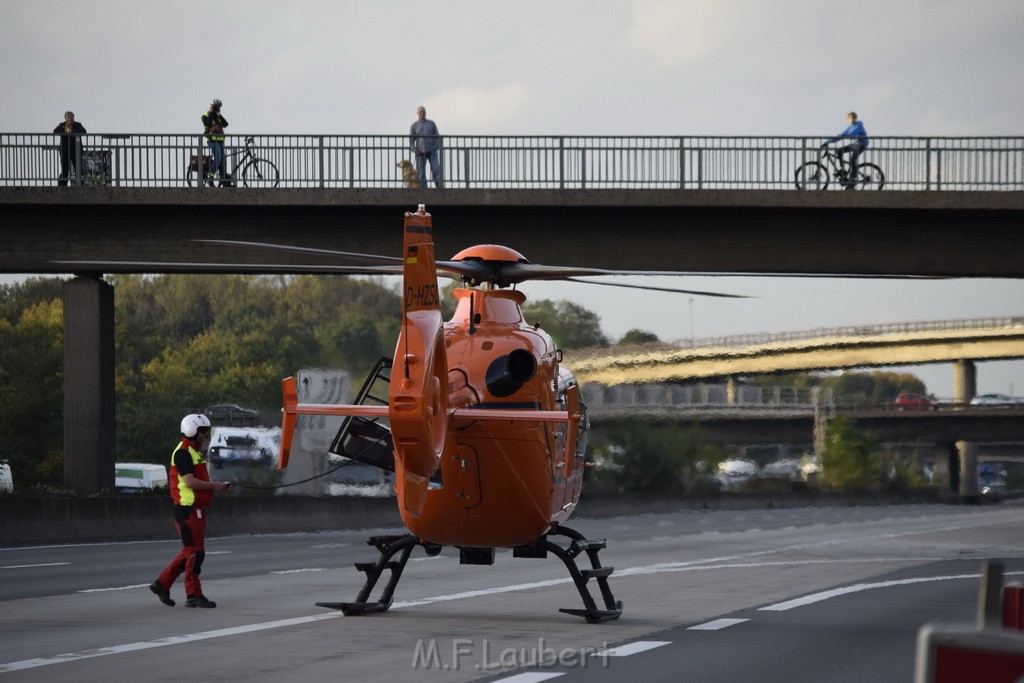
[935,149,943,191]
[197,136,205,189]
[463,148,470,189]
[580,148,587,189]
[348,147,354,189]
[678,137,686,189]
[559,137,565,190]
[73,135,82,186]
[697,148,704,190]
[318,136,325,188]
[925,137,932,191]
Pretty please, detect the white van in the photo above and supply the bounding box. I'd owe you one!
[115,463,169,494]
[0,462,12,493]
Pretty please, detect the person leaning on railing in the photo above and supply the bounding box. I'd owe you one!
[53,111,86,186]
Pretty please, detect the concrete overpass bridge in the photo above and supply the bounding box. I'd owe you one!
[570,316,1024,392]
[583,380,1024,444]
[2,133,1024,277]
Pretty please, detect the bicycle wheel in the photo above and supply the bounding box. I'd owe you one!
[854,163,885,190]
[241,159,279,188]
[184,168,195,187]
[794,162,829,190]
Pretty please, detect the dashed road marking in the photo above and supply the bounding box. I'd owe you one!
[593,641,671,657]
[689,618,749,630]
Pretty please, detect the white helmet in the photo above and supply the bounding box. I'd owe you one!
[180,413,211,438]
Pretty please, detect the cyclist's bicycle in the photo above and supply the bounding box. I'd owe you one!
[794,145,885,190]
[185,136,279,187]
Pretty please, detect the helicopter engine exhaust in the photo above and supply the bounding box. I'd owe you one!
[485,349,537,398]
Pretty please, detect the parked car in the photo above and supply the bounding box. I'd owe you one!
[205,404,259,421]
[715,459,759,490]
[895,393,933,411]
[969,393,1024,407]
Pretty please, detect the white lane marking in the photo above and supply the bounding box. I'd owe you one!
[593,641,671,657]
[0,613,345,673]
[1,562,70,570]
[79,584,149,593]
[492,673,564,682]
[688,618,749,631]
[271,568,327,574]
[760,570,1024,611]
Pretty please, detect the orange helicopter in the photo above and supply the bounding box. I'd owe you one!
[270,205,746,622]
[56,204,744,622]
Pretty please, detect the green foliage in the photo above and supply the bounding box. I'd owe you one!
[588,422,725,494]
[521,299,610,349]
[0,298,64,487]
[819,416,931,492]
[617,328,660,345]
[820,416,877,490]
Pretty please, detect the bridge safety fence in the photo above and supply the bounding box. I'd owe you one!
[2,133,1022,190]
[663,316,1024,350]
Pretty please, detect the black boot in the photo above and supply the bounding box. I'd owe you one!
[149,581,175,607]
[186,594,217,608]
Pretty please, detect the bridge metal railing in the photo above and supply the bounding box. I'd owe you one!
[582,382,834,418]
[2,133,1022,190]
[662,316,1024,350]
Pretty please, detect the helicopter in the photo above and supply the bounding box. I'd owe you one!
[266,205,750,623]
[55,204,746,622]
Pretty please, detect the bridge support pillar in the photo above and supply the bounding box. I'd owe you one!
[726,377,738,405]
[953,360,977,403]
[952,359,979,498]
[63,275,115,495]
[930,443,954,493]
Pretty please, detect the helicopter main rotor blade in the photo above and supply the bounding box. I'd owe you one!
[562,278,751,298]
[195,239,403,263]
[50,260,409,276]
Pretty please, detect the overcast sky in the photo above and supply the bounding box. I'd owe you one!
[2,0,1023,397]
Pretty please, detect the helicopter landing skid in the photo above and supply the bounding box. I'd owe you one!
[316,534,422,616]
[319,527,622,623]
[515,524,623,623]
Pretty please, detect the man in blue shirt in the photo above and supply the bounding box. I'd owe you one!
[409,106,444,189]
[825,112,869,187]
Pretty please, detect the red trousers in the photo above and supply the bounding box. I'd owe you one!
[157,506,207,597]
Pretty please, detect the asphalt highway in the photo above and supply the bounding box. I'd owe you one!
[1,501,1022,681]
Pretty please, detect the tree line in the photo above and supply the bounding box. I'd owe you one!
[0,274,928,492]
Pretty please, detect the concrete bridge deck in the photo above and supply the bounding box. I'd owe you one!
[2,187,1024,277]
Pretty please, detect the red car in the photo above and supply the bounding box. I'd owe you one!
[895,393,933,411]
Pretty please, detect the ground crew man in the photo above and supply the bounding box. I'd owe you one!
[150,413,231,608]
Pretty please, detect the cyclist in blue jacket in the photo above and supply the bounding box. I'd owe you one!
[824,112,869,187]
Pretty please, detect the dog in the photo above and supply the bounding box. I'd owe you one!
[396,159,420,188]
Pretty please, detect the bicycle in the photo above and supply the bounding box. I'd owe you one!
[185,136,279,187]
[794,145,885,190]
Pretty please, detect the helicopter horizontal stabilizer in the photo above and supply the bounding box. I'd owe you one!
[278,375,389,469]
